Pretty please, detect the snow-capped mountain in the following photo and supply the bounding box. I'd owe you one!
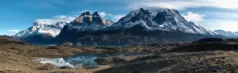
[15,20,70,39]
[14,17,74,44]
[55,8,218,46]
[111,8,216,35]
[214,30,238,38]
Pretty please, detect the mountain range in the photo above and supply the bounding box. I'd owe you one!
[15,8,221,46]
[214,30,238,38]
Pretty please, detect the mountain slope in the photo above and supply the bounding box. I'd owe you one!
[110,8,215,35]
[14,19,72,44]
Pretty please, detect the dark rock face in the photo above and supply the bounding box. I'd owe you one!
[153,10,175,24]
[92,12,104,25]
[81,11,91,16]
[130,8,151,22]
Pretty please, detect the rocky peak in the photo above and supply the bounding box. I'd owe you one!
[74,11,93,25]
[92,12,104,25]
[152,9,184,24]
[92,12,100,18]
[66,11,114,31]
[80,11,91,16]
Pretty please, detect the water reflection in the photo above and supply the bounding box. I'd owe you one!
[38,52,154,68]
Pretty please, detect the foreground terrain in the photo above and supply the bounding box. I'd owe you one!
[0,36,238,73]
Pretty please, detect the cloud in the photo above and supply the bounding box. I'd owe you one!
[129,0,238,10]
[114,15,125,20]
[36,15,75,24]
[98,12,108,18]
[98,12,125,21]
[201,19,238,32]
[8,30,20,33]
[182,12,205,24]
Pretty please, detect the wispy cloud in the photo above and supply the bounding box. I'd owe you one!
[182,12,205,24]
[36,15,75,24]
[8,30,20,33]
[26,0,67,9]
[98,12,125,21]
[129,0,238,10]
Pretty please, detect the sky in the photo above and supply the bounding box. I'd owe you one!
[1,0,238,35]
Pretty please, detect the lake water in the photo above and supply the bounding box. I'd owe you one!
[38,52,154,68]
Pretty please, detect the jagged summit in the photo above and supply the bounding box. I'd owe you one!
[67,11,113,31]
[81,11,91,16]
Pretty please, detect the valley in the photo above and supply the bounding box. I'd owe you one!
[1,36,238,73]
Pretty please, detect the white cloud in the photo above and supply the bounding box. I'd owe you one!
[182,12,205,24]
[8,30,20,33]
[114,15,125,20]
[98,11,125,21]
[129,0,238,10]
[36,15,75,24]
[98,12,107,18]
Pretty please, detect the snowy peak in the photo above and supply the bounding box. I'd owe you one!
[15,20,70,40]
[103,19,114,26]
[112,8,215,35]
[74,11,93,25]
[73,11,108,25]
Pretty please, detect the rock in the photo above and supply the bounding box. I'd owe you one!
[37,63,56,70]
[59,66,73,69]
[95,56,142,65]
[46,46,60,50]
[61,42,73,47]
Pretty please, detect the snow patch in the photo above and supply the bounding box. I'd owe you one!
[37,58,75,68]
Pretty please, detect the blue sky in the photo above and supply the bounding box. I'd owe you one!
[1,0,238,35]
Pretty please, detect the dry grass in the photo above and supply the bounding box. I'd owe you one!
[0,37,116,73]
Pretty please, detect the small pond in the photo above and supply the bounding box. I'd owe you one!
[38,52,154,68]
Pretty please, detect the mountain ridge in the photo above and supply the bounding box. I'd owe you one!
[15,8,220,45]
[214,29,238,38]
